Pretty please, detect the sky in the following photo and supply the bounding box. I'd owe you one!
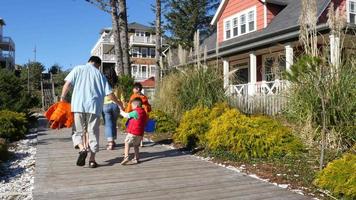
[0,0,156,70]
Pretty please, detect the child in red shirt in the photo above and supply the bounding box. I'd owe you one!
[120,97,148,165]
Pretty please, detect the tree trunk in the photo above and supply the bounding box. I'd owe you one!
[110,0,124,76]
[118,0,131,76]
[155,0,162,91]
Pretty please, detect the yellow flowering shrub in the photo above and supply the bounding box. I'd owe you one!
[206,110,303,159]
[314,153,356,200]
[174,102,231,149]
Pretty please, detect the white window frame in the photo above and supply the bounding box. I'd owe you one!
[223,6,257,41]
[131,65,139,78]
[141,47,148,58]
[224,19,231,40]
[132,47,140,58]
[149,65,156,77]
[232,17,239,37]
[347,0,356,24]
[150,48,156,58]
[135,31,145,37]
[141,65,148,79]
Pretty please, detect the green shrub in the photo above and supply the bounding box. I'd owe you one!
[156,67,226,121]
[174,102,230,149]
[117,75,135,102]
[285,55,356,149]
[206,109,304,159]
[0,138,9,161]
[0,68,39,112]
[0,110,28,142]
[314,153,356,199]
[149,110,177,133]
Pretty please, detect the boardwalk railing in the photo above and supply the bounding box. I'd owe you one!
[229,80,289,115]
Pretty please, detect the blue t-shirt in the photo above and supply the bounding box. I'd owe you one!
[65,63,112,116]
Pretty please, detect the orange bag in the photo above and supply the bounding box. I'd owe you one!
[45,102,74,129]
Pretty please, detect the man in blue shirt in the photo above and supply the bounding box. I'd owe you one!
[60,56,123,168]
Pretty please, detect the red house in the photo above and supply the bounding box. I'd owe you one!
[202,0,354,97]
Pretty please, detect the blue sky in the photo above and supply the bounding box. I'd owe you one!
[0,0,156,70]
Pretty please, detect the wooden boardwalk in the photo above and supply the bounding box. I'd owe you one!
[33,127,310,200]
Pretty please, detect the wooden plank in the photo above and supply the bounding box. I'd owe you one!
[33,127,311,200]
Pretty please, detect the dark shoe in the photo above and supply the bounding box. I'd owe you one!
[76,150,87,166]
[89,161,98,168]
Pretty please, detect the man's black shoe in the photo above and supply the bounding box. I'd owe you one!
[76,150,87,166]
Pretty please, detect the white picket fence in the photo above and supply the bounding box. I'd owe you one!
[229,80,289,115]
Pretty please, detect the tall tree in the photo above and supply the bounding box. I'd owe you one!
[110,0,124,75]
[118,0,131,76]
[155,0,162,90]
[85,0,124,75]
[164,0,219,49]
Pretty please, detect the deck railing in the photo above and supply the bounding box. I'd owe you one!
[229,80,289,115]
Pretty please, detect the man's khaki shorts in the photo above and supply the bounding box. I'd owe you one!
[125,133,142,147]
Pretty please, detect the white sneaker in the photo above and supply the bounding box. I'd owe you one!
[132,158,140,164]
[120,156,130,165]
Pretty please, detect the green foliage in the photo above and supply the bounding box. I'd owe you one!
[314,153,356,199]
[285,55,356,149]
[156,67,226,121]
[22,61,45,90]
[174,103,230,149]
[206,109,304,159]
[117,75,135,102]
[0,110,28,142]
[0,68,39,112]
[0,138,9,161]
[149,110,177,133]
[52,69,70,98]
[164,0,219,49]
[155,70,185,121]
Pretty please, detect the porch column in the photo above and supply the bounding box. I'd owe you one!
[223,59,229,89]
[285,44,294,71]
[330,34,340,67]
[249,52,257,95]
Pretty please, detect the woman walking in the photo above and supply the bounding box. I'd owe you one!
[103,67,119,150]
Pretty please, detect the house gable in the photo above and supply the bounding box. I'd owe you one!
[216,0,265,44]
[319,0,347,24]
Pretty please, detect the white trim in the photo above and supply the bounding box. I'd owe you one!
[211,0,228,25]
[223,59,230,89]
[223,6,257,41]
[149,65,156,77]
[131,64,139,78]
[141,65,149,79]
[264,3,267,28]
[347,0,356,23]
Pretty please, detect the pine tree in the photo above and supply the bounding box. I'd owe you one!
[164,0,219,49]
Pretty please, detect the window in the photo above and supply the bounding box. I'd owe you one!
[150,65,156,77]
[349,0,356,24]
[263,54,286,81]
[232,17,238,37]
[223,6,257,41]
[131,65,139,78]
[248,11,255,32]
[225,20,231,39]
[132,47,140,58]
[240,14,246,34]
[150,48,156,58]
[231,62,249,85]
[135,31,145,36]
[141,65,148,78]
[141,48,148,58]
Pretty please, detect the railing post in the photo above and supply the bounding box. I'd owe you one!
[285,44,294,72]
[249,52,257,95]
[223,59,229,90]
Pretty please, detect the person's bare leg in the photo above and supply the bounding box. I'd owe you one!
[121,142,130,165]
[134,145,139,160]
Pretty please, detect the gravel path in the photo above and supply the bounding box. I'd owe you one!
[0,133,37,200]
